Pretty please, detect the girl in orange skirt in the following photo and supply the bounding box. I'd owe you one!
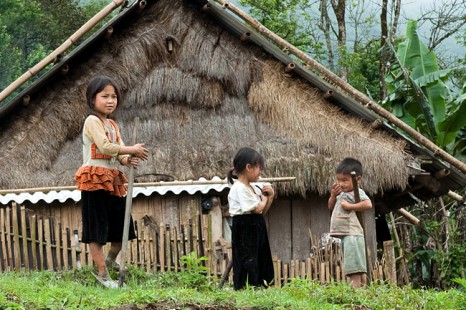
[74,76,148,286]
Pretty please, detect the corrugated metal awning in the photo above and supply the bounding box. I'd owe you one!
[0,176,275,205]
[0,177,229,205]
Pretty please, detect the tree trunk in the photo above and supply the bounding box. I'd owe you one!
[331,0,347,80]
[319,0,336,72]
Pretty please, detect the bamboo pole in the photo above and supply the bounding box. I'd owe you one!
[159,223,165,271]
[0,208,8,269]
[166,225,171,271]
[5,207,12,270]
[210,0,466,175]
[448,190,464,202]
[71,230,77,270]
[0,177,295,195]
[38,218,44,269]
[12,203,21,271]
[20,207,29,271]
[397,208,420,226]
[54,220,62,270]
[30,215,38,270]
[152,226,158,272]
[62,228,69,270]
[0,0,126,103]
[173,227,179,273]
[44,218,53,270]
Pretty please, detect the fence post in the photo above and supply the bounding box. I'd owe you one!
[383,240,397,285]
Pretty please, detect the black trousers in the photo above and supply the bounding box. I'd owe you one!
[81,190,136,244]
[232,214,274,290]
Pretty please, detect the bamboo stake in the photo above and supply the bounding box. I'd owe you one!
[188,219,194,254]
[144,225,150,272]
[383,240,397,285]
[71,230,77,270]
[44,218,53,270]
[54,220,62,270]
[181,225,187,257]
[62,228,69,270]
[0,208,8,270]
[0,0,126,103]
[30,215,37,270]
[173,227,179,273]
[12,203,21,271]
[74,230,82,269]
[38,218,44,269]
[166,225,171,271]
[159,223,165,272]
[284,263,288,284]
[306,257,312,282]
[273,256,278,286]
[0,177,296,195]
[210,0,466,175]
[131,233,138,268]
[277,259,282,288]
[20,207,30,271]
[152,226,158,272]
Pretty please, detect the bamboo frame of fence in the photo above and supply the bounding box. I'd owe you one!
[0,202,395,286]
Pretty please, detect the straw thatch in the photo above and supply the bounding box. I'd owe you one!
[0,0,411,197]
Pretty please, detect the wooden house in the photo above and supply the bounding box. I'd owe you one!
[0,0,465,267]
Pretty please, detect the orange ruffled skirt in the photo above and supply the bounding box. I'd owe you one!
[74,166,127,197]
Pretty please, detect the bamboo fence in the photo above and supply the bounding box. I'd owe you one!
[0,202,395,286]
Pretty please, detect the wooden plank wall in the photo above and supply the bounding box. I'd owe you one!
[266,195,332,262]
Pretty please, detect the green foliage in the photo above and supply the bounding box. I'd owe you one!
[239,0,314,53]
[0,0,116,106]
[344,40,381,100]
[177,252,212,290]
[383,20,466,156]
[401,199,466,289]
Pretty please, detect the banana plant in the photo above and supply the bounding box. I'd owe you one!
[383,20,466,159]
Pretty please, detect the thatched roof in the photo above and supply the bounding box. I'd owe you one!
[0,0,464,211]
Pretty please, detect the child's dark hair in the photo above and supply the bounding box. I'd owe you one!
[227,147,265,184]
[86,75,121,114]
[336,157,363,176]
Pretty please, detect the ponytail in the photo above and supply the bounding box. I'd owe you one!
[227,168,237,185]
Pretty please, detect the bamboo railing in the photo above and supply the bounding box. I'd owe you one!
[0,202,395,286]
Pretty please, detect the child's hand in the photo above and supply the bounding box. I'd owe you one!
[133,143,149,160]
[262,184,275,198]
[127,157,140,169]
[330,182,342,197]
[341,199,352,211]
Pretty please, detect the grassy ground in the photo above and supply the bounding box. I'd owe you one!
[0,266,465,310]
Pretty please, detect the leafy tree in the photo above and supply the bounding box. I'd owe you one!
[0,0,114,105]
[383,20,466,159]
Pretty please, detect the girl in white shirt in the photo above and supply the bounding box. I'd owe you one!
[227,147,275,290]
